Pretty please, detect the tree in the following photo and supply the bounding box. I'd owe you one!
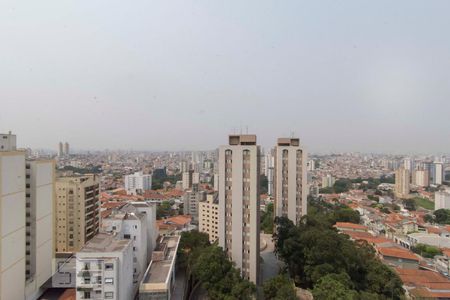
[312,275,357,300]
[424,214,434,223]
[261,202,274,234]
[263,275,297,300]
[260,174,269,195]
[412,243,442,258]
[434,209,450,224]
[156,201,174,219]
[403,199,416,211]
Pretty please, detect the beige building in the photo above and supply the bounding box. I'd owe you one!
[1,132,56,300]
[274,138,307,225]
[0,133,27,300]
[395,167,410,198]
[25,160,56,300]
[218,134,260,284]
[55,174,100,252]
[199,193,219,243]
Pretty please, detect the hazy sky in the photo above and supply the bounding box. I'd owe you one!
[1,1,450,153]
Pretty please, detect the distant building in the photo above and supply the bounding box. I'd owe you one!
[124,172,152,195]
[321,174,335,188]
[412,169,429,187]
[58,142,64,157]
[435,189,450,210]
[64,142,70,156]
[183,188,205,224]
[199,193,219,243]
[55,174,100,252]
[139,236,180,300]
[182,170,193,190]
[76,233,134,300]
[434,162,444,185]
[395,168,410,198]
[274,137,307,225]
[218,134,260,284]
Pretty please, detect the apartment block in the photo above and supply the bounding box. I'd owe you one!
[199,193,219,243]
[124,172,152,195]
[218,134,260,284]
[274,138,307,225]
[183,187,205,224]
[76,233,134,300]
[395,168,410,198]
[25,160,55,300]
[55,175,100,253]
[0,133,26,300]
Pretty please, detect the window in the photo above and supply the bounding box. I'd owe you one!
[124,234,131,239]
[105,263,114,270]
[83,291,91,299]
[105,278,114,284]
[105,292,114,299]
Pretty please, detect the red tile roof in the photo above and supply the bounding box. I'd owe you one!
[334,222,368,230]
[378,247,419,261]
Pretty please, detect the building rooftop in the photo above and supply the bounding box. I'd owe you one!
[334,222,368,231]
[228,134,257,145]
[79,233,131,253]
[140,236,180,290]
[378,247,419,261]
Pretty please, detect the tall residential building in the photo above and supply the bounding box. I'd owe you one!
[434,162,444,185]
[412,169,429,187]
[182,170,194,190]
[183,188,205,224]
[76,233,134,300]
[435,189,450,210]
[58,142,64,157]
[55,174,100,252]
[199,193,219,243]
[64,142,69,156]
[321,174,335,188]
[0,133,26,300]
[395,168,410,198]
[274,138,307,225]
[1,132,56,300]
[218,134,260,284]
[25,160,55,300]
[124,171,152,195]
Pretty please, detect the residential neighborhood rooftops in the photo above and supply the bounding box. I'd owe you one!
[378,247,420,261]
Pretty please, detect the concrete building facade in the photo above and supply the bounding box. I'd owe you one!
[55,175,100,252]
[395,168,410,198]
[199,193,219,243]
[218,134,260,284]
[274,138,307,225]
[76,233,134,300]
[124,172,152,195]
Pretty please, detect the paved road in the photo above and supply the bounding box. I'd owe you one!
[260,233,283,282]
[173,267,186,300]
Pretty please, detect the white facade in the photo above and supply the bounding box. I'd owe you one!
[102,208,148,289]
[435,163,444,185]
[183,190,205,224]
[435,190,450,210]
[76,234,134,300]
[274,138,308,225]
[321,174,335,188]
[0,147,26,300]
[125,172,152,195]
[25,160,55,300]
[218,135,260,284]
[0,132,17,151]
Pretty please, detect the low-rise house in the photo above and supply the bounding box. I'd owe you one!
[377,247,420,269]
[396,268,450,299]
[334,222,368,232]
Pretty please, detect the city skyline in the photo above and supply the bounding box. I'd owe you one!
[2,0,450,153]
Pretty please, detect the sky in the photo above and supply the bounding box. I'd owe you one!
[1,1,450,154]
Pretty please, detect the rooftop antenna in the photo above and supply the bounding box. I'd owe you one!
[240,122,243,135]
[290,131,295,138]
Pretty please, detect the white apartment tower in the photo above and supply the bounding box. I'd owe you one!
[124,172,152,195]
[1,132,55,300]
[274,138,308,225]
[0,133,26,300]
[25,160,55,300]
[218,134,260,284]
